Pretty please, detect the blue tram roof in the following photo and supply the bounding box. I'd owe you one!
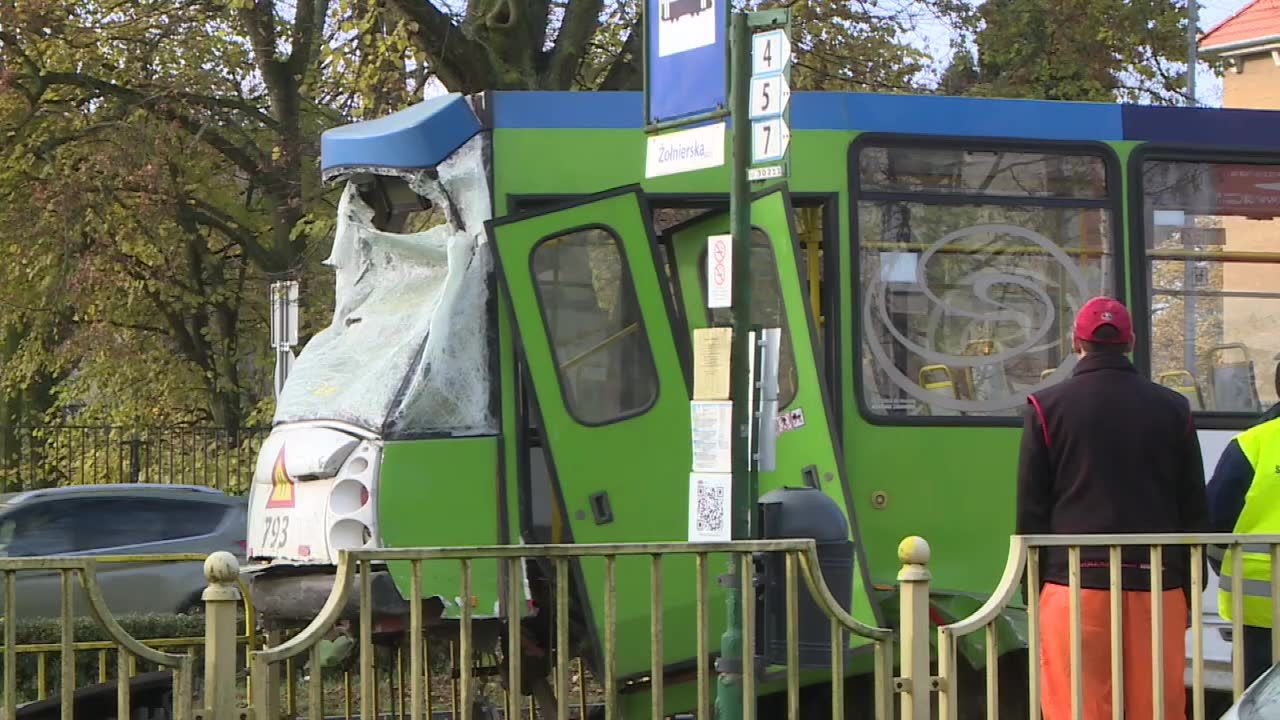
[320,92,483,175]
[321,91,1280,173]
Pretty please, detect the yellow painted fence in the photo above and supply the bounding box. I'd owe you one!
[2,535,1278,719]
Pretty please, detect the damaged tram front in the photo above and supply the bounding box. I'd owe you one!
[244,112,498,628]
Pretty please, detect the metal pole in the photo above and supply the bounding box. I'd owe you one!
[1187,0,1198,106]
[729,11,754,545]
[1182,0,1199,374]
[717,11,753,720]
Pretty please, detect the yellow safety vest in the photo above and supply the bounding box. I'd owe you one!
[1219,417,1280,628]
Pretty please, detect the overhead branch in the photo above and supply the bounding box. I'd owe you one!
[598,21,642,90]
[237,0,280,67]
[383,0,494,91]
[102,319,171,336]
[290,0,332,78]
[240,4,296,119]
[0,31,45,82]
[38,71,267,177]
[546,0,604,89]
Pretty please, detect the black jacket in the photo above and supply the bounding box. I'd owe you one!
[1016,352,1209,603]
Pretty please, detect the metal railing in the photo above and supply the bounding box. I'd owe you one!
[934,533,1280,720]
[8,534,1273,719]
[0,553,259,720]
[0,425,269,493]
[246,540,897,720]
[2,559,196,719]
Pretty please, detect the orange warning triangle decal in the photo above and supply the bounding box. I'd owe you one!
[266,447,295,509]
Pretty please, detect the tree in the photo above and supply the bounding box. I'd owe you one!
[383,0,968,92]
[939,46,979,96]
[963,0,1194,103]
[0,0,414,427]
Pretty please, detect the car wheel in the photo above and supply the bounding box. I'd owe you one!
[177,594,204,616]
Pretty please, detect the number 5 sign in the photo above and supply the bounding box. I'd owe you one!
[749,73,791,120]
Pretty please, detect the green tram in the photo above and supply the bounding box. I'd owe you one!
[243,90,1280,714]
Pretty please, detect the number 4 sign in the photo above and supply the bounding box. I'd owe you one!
[752,29,790,75]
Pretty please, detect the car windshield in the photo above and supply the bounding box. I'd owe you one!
[272,135,496,437]
[0,503,68,557]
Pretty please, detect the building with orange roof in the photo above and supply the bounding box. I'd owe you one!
[1200,0,1280,108]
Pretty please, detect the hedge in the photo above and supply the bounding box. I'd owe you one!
[0,612,240,703]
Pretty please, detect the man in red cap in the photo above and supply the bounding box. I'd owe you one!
[1017,296,1208,720]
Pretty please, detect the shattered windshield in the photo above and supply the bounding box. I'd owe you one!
[274,134,495,437]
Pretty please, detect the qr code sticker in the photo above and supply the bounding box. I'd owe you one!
[695,480,726,534]
[689,473,730,541]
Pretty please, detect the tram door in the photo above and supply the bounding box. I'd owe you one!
[488,184,879,683]
[664,186,878,628]
[489,187,703,679]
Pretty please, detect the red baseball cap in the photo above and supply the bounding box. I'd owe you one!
[1073,296,1133,344]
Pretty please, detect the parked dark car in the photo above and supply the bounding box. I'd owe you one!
[0,484,246,618]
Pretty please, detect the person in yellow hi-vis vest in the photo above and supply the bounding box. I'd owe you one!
[1208,360,1280,688]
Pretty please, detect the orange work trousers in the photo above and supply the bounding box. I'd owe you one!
[1039,583,1187,720]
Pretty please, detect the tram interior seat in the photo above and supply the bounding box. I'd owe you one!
[919,338,1014,416]
[1209,343,1262,414]
[1157,369,1205,411]
[918,365,959,416]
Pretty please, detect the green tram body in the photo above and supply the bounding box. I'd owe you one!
[244,90,1280,713]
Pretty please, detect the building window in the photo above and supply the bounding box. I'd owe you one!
[855,142,1116,419]
[532,227,659,425]
[1142,159,1280,414]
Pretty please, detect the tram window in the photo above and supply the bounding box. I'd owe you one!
[696,229,799,408]
[1142,159,1280,414]
[859,146,1108,199]
[854,143,1115,419]
[531,227,660,425]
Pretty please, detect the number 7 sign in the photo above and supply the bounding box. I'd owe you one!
[751,118,790,163]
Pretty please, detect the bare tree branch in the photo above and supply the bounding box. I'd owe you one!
[598,21,641,90]
[547,0,604,88]
[384,0,494,91]
[38,71,268,177]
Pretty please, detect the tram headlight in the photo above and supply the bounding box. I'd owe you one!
[324,441,380,553]
[329,518,373,550]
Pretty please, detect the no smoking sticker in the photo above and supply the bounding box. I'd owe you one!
[775,408,805,434]
[707,233,731,308]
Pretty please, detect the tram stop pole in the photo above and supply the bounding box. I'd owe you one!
[718,9,752,718]
[716,10,755,720]
[640,2,781,716]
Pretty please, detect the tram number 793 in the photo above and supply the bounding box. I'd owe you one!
[261,515,290,551]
